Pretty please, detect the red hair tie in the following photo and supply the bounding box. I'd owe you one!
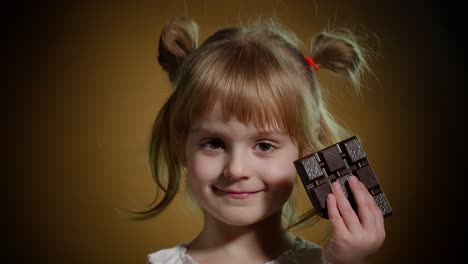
[305,56,319,71]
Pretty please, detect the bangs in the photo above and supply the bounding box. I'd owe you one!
[182,39,308,137]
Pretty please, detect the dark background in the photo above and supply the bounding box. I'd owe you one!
[6,0,466,263]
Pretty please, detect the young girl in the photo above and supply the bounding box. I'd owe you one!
[134,16,386,264]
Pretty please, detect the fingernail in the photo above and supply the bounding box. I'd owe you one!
[349,175,358,183]
[331,182,340,190]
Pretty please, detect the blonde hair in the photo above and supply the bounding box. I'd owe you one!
[124,16,373,229]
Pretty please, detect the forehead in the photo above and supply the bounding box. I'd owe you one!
[190,100,283,133]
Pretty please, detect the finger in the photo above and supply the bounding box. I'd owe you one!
[349,176,376,229]
[374,204,386,242]
[331,180,361,233]
[363,182,385,235]
[362,182,386,245]
[326,192,350,236]
[361,182,381,230]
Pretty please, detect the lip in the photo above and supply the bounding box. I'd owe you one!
[213,187,262,199]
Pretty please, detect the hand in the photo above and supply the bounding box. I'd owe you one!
[322,176,385,264]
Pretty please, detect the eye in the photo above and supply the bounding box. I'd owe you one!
[201,139,225,150]
[255,142,275,153]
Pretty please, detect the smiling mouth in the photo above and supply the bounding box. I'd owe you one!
[212,187,262,199]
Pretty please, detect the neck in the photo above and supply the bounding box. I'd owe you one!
[188,210,295,261]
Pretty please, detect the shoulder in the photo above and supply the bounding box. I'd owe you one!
[146,243,189,264]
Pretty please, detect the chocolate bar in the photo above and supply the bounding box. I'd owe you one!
[294,136,392,219]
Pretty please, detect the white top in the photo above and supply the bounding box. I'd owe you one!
[147,237,323,264]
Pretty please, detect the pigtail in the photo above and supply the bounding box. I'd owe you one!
[116,94,183,221]
[118,17,199,220]
[287,30,375,231]
[158,16,199,83]
[310,29,372,93]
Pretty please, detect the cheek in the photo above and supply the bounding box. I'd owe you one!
[262,159,297,190]
[261,148,299,194]
[261,164,296,208]
[186,155,223,190]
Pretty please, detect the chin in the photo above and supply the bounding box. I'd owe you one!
[221,217,260,226]
[215,208,277,227]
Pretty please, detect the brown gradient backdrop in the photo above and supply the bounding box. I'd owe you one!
[6,0,465,263]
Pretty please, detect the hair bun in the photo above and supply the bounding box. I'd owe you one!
[158,16,199,83]
[310,29,372,92]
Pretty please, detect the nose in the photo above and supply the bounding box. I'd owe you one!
[223,148,250,180]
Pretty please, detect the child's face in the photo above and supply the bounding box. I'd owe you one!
[185,102,299,226]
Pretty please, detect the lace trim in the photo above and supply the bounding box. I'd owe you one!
[268,237,316,263]
[179,243,197,264]
[178,237,316,264]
